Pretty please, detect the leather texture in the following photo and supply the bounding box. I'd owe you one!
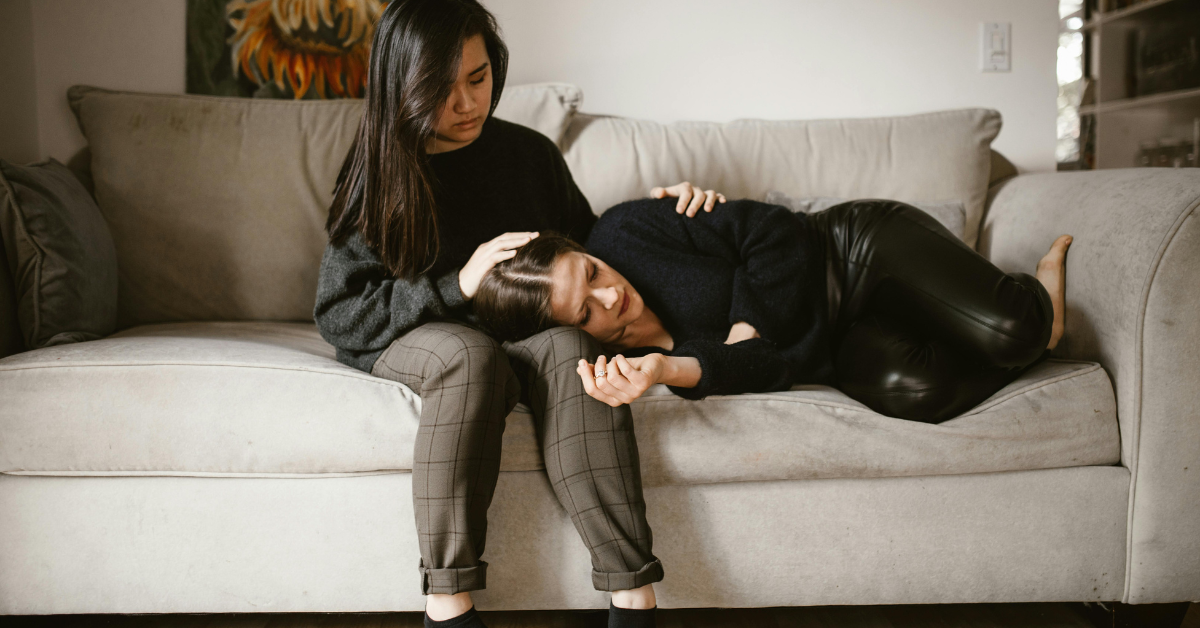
[0,466,1129,613]
[0,322,1118,483]
[812,200,1053,422]
[981,168,1200,604]
[562,108,1000,248]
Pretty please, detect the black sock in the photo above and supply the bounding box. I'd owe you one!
[425,605,486,628]
[609,601,656,628]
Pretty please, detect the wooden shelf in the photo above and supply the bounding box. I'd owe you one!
[1083,0,1195,30]
[1080,86,1200,114]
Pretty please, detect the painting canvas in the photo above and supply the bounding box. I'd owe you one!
[187,0,386,99]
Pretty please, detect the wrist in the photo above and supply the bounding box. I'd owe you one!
[457,270,474,301]
[661,356,701,388]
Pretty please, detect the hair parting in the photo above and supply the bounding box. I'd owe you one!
[472,233,587,341]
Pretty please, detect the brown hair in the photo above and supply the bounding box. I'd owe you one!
[325,0,509,279]
[472,233,586,341]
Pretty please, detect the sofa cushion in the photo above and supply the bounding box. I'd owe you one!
[763,191,966,242]
[0,322,1119,483]
[563,108,1000,248]
[0,159,118,348]
[66,84,581,329]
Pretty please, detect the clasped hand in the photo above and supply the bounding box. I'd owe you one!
[576,354,668,408]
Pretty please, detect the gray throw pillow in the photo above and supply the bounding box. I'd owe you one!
[764,191,967,242]
[0,159,118,348]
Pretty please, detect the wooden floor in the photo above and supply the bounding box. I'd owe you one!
[6,603,1200,628]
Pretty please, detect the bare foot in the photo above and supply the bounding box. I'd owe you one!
[1036,234,1073,350]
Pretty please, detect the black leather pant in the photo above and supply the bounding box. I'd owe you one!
[808,200,1053,423]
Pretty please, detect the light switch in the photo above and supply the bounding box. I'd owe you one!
[981,22,1011,72]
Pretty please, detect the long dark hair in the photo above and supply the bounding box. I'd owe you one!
[473,233,586,341]
[325,0,509,279]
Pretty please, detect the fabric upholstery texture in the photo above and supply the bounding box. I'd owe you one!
[0,159,117,348]
[491,82,582,150]
[0,321,1119,483]
[65,84,579,329]
[981,168,1200,604]
[562,108,1000,247]
[0,466,1129,613]
[763,191,966,241]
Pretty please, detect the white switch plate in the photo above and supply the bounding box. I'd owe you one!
[981,22,1011,72]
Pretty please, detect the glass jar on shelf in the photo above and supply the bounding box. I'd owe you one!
[1137,141,1157,167]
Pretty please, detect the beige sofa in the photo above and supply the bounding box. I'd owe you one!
[1,84,1198,614]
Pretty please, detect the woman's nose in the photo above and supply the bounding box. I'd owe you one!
[593,287,619,309]
[452,85,477,114]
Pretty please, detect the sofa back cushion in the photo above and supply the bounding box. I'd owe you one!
[68,84,581,328]
[563,109,1001,248]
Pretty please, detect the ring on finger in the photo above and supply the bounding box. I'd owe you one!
[594,369,607,378]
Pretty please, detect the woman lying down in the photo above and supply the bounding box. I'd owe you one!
[472,197,1072,423]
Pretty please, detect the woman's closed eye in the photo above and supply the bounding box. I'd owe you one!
[577,262,601,326]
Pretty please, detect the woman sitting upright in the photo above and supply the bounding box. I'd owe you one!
[474,197,1072,423]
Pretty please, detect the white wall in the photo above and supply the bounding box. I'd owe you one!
[12,0,1056,172]
[0,0,40,164]
[485,0,1059,172]
[29,0,187,164]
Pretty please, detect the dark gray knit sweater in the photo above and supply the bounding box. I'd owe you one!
[313,118,595,372]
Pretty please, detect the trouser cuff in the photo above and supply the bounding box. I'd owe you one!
[420,558,488,595]
[591,557,664,592]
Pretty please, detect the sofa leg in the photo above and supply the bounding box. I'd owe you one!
[1076,601,1193,628]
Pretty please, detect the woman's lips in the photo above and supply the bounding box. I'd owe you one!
[455,117,481,129]
[618,293,629,316]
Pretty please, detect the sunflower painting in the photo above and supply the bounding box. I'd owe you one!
[187,0,386,99]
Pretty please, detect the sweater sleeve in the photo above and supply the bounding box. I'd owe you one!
[666,337,793,400]
[313,232,467,356]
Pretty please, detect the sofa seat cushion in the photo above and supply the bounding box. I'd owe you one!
[0,322,1119,483]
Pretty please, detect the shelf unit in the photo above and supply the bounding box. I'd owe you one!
[1076,0,1200,169]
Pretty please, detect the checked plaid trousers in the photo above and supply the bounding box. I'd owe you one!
[371,321,664,595]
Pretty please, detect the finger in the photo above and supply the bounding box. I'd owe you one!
[613,355,650,390]
[593,356,624,398]
[717,193,727,203]
[604,356,640,398]
[491,248,518,262]
[493,231,539,242]
[685,187,706,217]
[676,187,692,214]
[492,232,539,248]
[578,361,618,402]
[650,186,665,198]
[702,190,717,213]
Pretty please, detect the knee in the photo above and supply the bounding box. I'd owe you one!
[410,322,512,381]
[519,325,603,366]
[982,272,1053,367]
[835,318,962,423]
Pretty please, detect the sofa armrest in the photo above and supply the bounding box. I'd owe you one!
[980,169,1200,603]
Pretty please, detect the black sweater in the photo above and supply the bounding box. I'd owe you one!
[585,198,833,400]
[314,118,596,372]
